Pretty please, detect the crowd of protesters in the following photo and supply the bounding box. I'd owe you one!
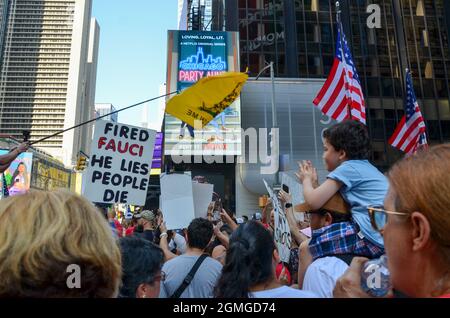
[0,121,449,298]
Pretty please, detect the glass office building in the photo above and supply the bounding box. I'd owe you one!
[221,0,450,170]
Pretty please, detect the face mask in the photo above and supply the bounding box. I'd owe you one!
[135,224,144,232]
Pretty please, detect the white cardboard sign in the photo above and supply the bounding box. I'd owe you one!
[263,179,292,263]
[83,120,156,205]
[193,182,214,219]
[160,173,196,230]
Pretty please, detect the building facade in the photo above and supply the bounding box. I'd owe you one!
[95,103,117,122]
[225,0,450,170]
[0,0,99,167]
[0,0,10,64]
[175,0,450,214]
[185,0,226,31]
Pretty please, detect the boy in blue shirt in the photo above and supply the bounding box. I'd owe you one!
[297,120,387,263]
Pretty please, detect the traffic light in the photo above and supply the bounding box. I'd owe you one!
[75,155,88,171]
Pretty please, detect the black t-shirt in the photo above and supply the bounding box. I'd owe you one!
[141,229,155,243]
[134,229,155,243]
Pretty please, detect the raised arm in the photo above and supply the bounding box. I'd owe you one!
[220,209,238,232]
[213,222,230,249]
[158,219,177,262]
[296,161,342,210]
[278,190,308,245]
[0,142,29,166]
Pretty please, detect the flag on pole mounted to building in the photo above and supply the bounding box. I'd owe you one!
[165,71,248,129]
[313,25,366,124]
[389,70,428,155]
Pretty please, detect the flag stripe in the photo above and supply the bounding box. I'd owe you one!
[314,59,342,105]
[321,75,346,115]
[391,113,423,147]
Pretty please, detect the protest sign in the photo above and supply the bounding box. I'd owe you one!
[193,182,214,218]
[160,172,195,230]
[83,120,156,205]
[263,179,292,263]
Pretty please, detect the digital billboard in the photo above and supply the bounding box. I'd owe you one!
[165,30,242,156]
[0,150,33,197]
[151,132,163,175]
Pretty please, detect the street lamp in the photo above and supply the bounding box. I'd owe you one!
[254,61,279,187]
[255,61,277,128]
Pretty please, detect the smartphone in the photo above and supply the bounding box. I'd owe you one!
[213,199,223,221]
[282,184,289,193]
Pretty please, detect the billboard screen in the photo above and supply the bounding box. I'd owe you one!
[151,132,163,175]
[34,161,71,191]
[165,30,242,156]
[0,150,33,197]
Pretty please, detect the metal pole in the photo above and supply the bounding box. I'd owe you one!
[29,91,178,146]
[336,1,352,120]
[269,62,279,186]
[254,62,279,185]
[270,61,277,128]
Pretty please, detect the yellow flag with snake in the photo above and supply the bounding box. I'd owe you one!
[165,71,248,128]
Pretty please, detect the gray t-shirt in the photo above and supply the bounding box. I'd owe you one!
[159,254,222,298]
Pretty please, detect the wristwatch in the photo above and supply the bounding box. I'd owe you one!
[285,203,293,209]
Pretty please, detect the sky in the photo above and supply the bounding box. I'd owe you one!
[92,0,178,127]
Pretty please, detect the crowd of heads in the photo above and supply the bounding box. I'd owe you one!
[0,121,449,298]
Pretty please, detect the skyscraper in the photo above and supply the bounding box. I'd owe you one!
[95,103,117,123]
[0,0,99,167]
[0,0,10,64]
[223,0,450,170]
[185,0,214,31]
[178,0,188,30]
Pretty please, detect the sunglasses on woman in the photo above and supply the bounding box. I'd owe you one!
[367,205,409,232]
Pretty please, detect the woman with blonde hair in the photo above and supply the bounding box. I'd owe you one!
[0,190,122,297]
[334,144,450,298]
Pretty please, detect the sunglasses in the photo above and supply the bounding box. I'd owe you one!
[367,205,409,232]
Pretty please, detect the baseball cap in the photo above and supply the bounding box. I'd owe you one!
[134,210,156,223]
[295,192,350,215]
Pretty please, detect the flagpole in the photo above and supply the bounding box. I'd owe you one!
[336,1,352,120]
[29,91,178,146]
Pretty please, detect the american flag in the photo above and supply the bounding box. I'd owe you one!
[313,27,366,124]
[389,71,428,155]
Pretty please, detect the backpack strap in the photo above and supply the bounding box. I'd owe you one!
[170,254,209,298]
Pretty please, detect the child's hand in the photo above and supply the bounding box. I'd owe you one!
[296,160,314,183]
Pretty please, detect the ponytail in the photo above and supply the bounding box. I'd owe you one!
[215,239,252,298]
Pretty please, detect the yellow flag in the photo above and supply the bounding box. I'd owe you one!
[165,71,249,128]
